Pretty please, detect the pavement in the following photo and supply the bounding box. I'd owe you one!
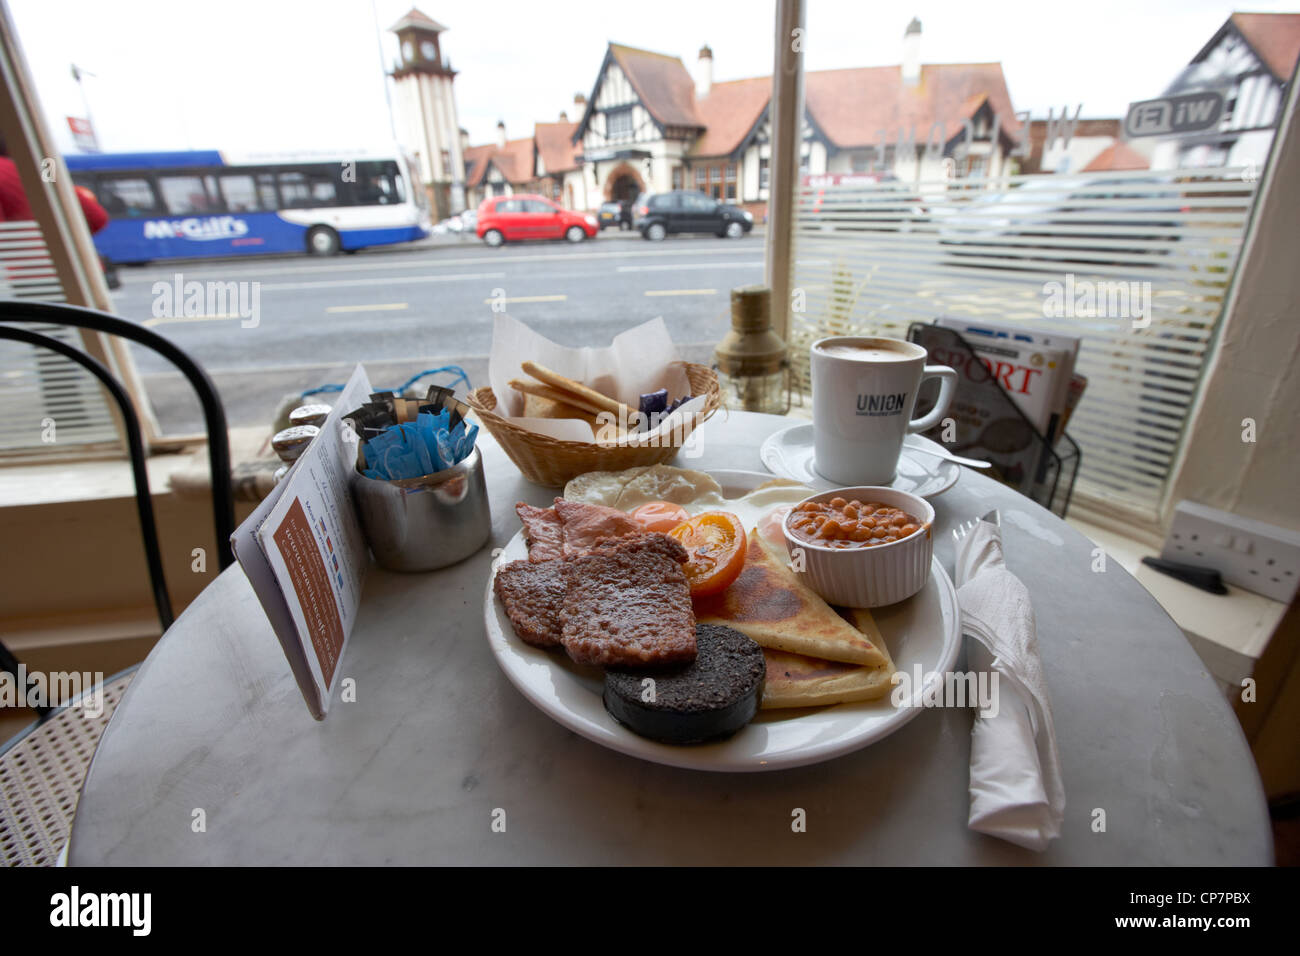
[111,232,764,435]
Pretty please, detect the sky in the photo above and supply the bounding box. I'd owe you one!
[9,0,1300,155]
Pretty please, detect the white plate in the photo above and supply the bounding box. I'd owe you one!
[483,469,962,772]
[760,423,961,497]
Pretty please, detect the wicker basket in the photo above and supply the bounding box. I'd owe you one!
[465,362,721,487]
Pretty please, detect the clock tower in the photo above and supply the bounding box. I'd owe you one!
[389,8,465,217]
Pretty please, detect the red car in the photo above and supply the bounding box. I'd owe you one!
[476,194,597,247]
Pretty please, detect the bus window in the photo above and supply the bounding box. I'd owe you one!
[391,163,407,203]
[97,176,162,217]
[256,173,277,210]
[158,174,220,215]
[218,173,260,212]
[278,169,338,208]
[354,161,398,205]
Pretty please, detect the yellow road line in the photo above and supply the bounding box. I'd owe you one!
[644,289,718,297]
[482,294,568,304]
[142,314,242,327]
[325,302,409,313]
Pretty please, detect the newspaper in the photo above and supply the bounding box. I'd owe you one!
[230,365,373,719]
[935,317,1080,444]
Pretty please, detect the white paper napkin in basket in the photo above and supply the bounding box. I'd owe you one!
[955,520,1065,851]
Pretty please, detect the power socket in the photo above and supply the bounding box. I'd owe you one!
[1162,501,1300,603]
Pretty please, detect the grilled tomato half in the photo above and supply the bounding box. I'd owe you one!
[668,511,747,597]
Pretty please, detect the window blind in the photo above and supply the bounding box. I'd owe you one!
[788,168,1257,520]
[0,220,122,453]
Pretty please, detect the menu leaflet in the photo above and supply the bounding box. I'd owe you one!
[230,364,373,719]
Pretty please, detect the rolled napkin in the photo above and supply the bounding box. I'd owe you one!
[955,518,1065,851]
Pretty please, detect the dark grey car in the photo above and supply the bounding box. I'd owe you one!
[633,190,753,240]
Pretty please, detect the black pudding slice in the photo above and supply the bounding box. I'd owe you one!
[603,624,765,745]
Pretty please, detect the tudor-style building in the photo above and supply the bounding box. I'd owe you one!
[461,116,584,209]
[1149,12,1300,171]
[570,19,1023,215]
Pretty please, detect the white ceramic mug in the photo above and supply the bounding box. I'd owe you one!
[811,336,958,485]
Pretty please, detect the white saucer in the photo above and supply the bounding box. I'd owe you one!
[760,423,961,497]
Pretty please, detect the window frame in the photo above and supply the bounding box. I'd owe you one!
[605,106,634,138]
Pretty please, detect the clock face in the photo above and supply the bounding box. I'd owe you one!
[420,40,436,60]
[402,40,414,62]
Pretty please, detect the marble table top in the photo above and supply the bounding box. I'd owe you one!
[68,411,1272,864]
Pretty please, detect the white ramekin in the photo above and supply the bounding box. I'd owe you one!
[782,486,934,608]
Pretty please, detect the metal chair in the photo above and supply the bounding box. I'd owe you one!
[0,300,234,865]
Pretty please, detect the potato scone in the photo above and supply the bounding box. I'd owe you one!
[559,533,696,668]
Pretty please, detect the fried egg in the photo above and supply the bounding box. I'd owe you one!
[563,464,810,533]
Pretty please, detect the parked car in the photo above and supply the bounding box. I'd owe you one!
[476,195,597,247]
[598,200,631,230]
[633,190,753,240]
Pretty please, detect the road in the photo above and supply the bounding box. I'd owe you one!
[109,233,764,434]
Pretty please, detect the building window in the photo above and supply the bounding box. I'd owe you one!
[606,107,633,138]
[672,166,683,190]
[759,157,769,192]
[692,163,732,200]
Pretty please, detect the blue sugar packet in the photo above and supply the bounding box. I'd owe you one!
[361,412,479,481]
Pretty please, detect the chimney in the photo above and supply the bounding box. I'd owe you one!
[559,110,569,122]
[696,44,713,98]
[902,18,921,87]
[574,92,586,109]
[496,120,506,149]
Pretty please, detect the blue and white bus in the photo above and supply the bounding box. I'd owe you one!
[64,148,431,264]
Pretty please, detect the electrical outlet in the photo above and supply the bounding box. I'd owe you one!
[1162,501,1300,603]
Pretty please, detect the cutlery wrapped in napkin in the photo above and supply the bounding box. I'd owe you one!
[955,517,1065,851]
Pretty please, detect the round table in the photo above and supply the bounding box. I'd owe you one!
[68,411,1272,864]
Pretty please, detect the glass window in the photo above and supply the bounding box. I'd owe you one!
[606,107,633,137]
[157,174,219,215]
[671,166,683,190]
[759,157,769,191]
[681,193,715,212]
[256,173,278,210]
[278,168,338,208]
[496,199,523,213]
[354,161,400,206]
[218,174,259,212]
[524,199,556,214]
[694,167,706,188]
[96,176,161,217]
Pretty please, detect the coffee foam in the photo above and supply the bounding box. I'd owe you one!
[816,341,914,362]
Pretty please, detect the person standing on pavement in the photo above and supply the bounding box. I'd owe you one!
[0,133,118,289]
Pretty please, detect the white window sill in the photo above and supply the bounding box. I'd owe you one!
[1069,517,1287,694]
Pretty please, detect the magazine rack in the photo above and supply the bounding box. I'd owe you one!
[907,322,1080,518]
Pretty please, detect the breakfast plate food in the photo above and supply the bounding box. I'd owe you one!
[483,466,961,772]
[760,423,961,497]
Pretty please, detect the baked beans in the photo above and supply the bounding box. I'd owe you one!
[788,497,924,549]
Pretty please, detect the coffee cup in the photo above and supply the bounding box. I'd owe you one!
[811,336,958,485]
